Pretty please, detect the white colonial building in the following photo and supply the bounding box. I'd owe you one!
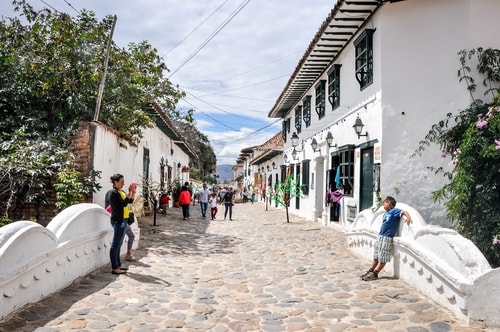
[269,0,500,227]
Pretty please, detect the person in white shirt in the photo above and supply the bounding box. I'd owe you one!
[209,193,218,220]
[198,183,210,218]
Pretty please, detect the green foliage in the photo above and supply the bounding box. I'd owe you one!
[416,48,500,267]
[0,128,69,218]
[0,1,184,219]
[0,216,13,227]
[269,175,303,223]
[174,119,217,181]
[54,160,102,211]
[168,178,182,201]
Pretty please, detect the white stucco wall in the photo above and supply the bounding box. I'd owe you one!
[377,0,500,225]
[92,124,190,209]
[347,202,500,328]
[0,204,138,320]
[282,0,500,226]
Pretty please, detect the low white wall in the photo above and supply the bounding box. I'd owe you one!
[346,203,500,328]
[0,203,140,319]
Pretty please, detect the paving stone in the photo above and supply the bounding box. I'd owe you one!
[0,204,488,332]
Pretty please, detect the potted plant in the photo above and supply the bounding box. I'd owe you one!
[169,179,181,207]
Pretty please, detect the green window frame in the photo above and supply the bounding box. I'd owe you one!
[315,80,326,119]
[354,29,374,90]
[332,145,355,196]
[302,96,311,127]
[282,118,291,142]
[328,64,341,110]
[301,160,310,195]
[294,106,302,134]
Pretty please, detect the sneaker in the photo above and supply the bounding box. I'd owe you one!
[360,270,372,278]
[125,255,137,262]
[362,271,378,281]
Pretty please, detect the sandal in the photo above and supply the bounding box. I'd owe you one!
[125,255,137,262]
[112,269,127,275]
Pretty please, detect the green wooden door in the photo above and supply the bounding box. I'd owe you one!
[360,147,373,211]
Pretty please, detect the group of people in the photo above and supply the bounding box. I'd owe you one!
[180,183,236,221]
[105,174,413,281]
[169,182,236,220]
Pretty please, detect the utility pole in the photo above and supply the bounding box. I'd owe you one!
[93,15,117,122]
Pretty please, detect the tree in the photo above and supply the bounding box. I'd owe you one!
[174,118,217,182]
[0,1,185,221]
[415,48,500,267]
[269,175,303,223]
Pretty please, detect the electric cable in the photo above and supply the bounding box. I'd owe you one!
[168,0,251,79]
[163,0,230,57]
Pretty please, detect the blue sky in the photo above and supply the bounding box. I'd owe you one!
[1,0,336,164]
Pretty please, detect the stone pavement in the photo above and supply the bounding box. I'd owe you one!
[0,202,494,332]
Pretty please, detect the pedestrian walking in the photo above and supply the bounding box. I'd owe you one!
[159,192,170,216]
[361,196,412,281]
[178,185,192,220]
[209,193,218,220]
[221,187,235,220]
[198,183,209,218]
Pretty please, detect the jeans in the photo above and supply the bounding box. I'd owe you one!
[110,220,127,269]
[181,204,190,219]
[211,206,218,219]
[126,225,135,251]
[200,201,208,217]
[224,202,233,219]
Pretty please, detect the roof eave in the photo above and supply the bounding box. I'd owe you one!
[268,0,383,119]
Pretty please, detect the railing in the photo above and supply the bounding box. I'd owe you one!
[0,203,140,319]
[346,203,500,328]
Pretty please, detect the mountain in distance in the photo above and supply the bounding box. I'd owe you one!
[216,164,233,183]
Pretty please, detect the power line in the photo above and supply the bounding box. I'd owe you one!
[215,73,290,94]
[222,49,302,81]
[182,99,240,132]
[63,0,80,14]
[209,118,281,144]
[39,0,59,13]
[182,94,281,144]
[185,90,269,120]
[163,0,230,57]
[168,0,251,79]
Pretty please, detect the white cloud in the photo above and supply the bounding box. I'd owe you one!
[1,0,335,165]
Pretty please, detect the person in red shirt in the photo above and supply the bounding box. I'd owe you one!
[178,185,192,220]
[160,193,170,216]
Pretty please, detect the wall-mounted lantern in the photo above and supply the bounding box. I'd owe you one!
[326,131,337,148]
[311,138,319,152]
[353,115,368,138]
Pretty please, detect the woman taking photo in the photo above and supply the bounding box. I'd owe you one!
[107,174,136,275]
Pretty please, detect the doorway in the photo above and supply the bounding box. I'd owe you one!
[359,147,374,211]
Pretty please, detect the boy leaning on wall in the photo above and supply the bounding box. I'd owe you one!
[361,196,412,281]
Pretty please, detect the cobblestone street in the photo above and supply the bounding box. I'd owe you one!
[0,202,491,331]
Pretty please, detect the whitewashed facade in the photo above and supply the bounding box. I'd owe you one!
[0,104,197,319]
[92,103,196,212]
[270,0,500,227]
[265,0,500,327]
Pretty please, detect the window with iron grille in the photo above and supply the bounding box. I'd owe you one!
[281,121,287,141]
[354,29,374,90]
[301,159,310,195]
[302,96,311,127]
[328,64,341,110]
[294,106,302,133]
[315,80,326,119]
